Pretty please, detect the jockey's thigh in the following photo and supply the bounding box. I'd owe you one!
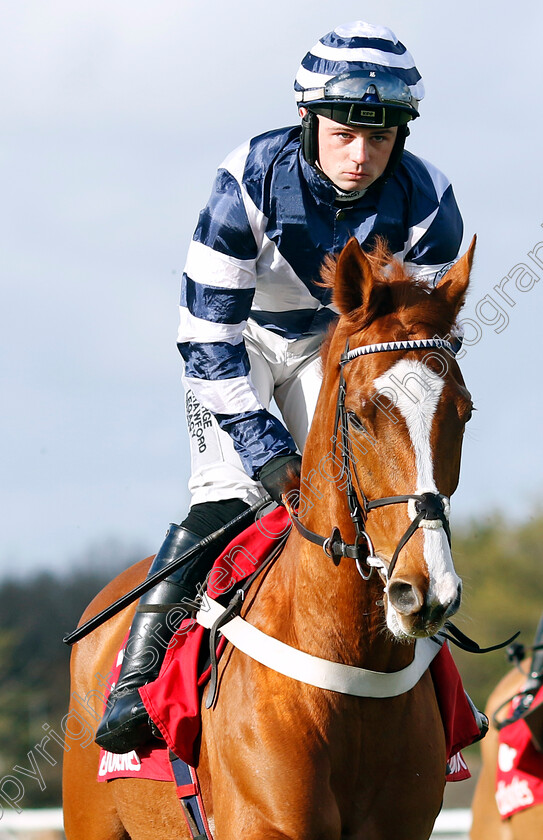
[272,334,323,451]
[185,334,275,508]
[185,322,324,507]
[243,321,323,449]
[185,401,267,509]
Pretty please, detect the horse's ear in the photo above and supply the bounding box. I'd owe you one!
[333,237,375,315]
[435,235,476,318]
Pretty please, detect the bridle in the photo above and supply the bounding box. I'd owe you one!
[287,337,457,582]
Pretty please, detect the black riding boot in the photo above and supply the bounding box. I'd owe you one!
[95,524,207,753]
[95,498,250,754]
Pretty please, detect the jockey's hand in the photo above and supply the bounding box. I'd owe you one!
[258,454,302,506]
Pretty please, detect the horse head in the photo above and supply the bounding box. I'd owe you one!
[303,236,476,641]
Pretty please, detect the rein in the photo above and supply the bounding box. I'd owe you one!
[287,337,456,581]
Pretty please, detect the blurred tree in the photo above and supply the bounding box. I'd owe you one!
[451,508,543,710]
[0,539,144,806]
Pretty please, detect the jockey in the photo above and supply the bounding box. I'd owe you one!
[96,20,464,753]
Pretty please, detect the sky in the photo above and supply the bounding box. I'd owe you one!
[2,0,543,577]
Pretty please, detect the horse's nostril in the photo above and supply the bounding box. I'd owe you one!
[388,580,424,616]
[445,584,462,617]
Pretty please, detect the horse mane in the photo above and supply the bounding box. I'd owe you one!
[319,238,460,369]
[320,237,411,290]
[320,237,435,306]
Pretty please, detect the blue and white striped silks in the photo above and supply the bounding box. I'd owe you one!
[178,126,463,479]
[294,21,425,104]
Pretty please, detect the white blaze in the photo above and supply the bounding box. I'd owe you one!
[373,360,460,617]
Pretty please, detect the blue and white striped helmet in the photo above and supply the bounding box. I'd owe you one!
[295,21,424,128]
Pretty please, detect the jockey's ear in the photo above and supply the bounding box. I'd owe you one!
[333,237,375,316]
[435,235,476,320]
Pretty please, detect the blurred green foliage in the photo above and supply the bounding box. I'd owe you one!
[451,508,543,710]
[0,542,140,807]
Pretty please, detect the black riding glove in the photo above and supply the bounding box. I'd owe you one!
[258,454,302,506]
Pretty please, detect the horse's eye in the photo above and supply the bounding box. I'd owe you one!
[347,411,368,433]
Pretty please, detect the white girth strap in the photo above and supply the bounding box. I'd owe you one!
[196,595,442,698]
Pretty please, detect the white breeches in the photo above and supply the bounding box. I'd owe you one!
[184,320,324,507]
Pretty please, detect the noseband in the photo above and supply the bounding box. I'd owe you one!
[287,337,457,581]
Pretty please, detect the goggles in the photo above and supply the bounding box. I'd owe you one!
[298,70,419,127]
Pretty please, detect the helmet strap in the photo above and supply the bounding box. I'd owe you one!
[301,110,319,166]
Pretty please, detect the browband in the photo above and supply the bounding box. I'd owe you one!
[341,338,456,365]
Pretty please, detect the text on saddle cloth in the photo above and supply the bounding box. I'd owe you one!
[496,685,543,819]
[96,631,177,784]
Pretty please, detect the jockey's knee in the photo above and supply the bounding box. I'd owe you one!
[181,498,250,538]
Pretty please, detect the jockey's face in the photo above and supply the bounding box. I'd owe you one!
[315,114,398,192]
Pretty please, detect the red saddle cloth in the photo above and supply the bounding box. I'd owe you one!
[139,507,480,781]
[97,637,175,783]
[495,686,543,818]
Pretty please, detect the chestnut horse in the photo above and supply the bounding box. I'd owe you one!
[471,657,543,840]
[63,236,475,840]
